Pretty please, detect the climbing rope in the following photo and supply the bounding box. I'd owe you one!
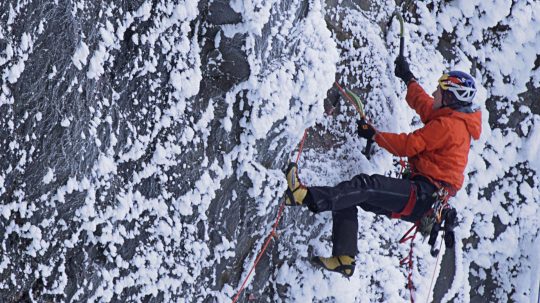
[399,223,419,303]
[426,239,444,303]
[231,129,308,303]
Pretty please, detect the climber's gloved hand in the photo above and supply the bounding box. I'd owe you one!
[394,55,416,84]
[357,118,376,140]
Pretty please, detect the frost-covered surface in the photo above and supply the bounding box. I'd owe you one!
[0,0,539,302]
[273,1,540,302]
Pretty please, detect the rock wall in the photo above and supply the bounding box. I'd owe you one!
[1,0,539,302]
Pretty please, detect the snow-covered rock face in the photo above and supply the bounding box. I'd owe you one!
[0,0,539,303]
[0,0,337,301]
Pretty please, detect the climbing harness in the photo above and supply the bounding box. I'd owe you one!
[397,178,458,303]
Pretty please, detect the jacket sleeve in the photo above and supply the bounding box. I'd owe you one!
[374,119,451,157]
[406,81,435,123]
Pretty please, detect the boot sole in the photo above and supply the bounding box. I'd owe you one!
[310,257,355,278]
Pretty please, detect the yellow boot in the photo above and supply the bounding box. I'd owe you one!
[310,255,356,278]
[285,163,307,206]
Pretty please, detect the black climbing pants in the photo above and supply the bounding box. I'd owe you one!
[304,174,438,256]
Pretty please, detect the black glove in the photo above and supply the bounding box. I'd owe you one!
[394,55,415,84]
[357,118,376,140]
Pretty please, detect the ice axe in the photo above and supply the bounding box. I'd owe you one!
[333,82,374,159]
[387,9,405,57]
[395,10,405,57]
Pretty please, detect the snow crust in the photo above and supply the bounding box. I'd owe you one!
[1,0,539,302]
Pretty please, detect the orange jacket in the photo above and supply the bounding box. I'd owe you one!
[374,81,482,190]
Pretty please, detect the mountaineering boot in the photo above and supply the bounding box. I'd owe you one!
[284,162,307,206]
[310,255,356,278]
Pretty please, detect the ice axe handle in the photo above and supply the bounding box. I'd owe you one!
[362,139,374,160]
[399,36,404,57]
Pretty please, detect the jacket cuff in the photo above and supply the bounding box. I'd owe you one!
[406,77,417,86]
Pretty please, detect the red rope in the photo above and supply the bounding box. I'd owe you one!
[399,222,444,303]
[296,130,308,163]
[231,203,285,303]
[399,223,419,303]
[231,131,309,303]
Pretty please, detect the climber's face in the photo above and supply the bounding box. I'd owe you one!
[433,86,443,109]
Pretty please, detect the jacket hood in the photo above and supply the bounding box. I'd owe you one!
[451,110,482,140]
[432,107,482,140]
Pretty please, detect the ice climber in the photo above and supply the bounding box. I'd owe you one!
[284,56,482,277]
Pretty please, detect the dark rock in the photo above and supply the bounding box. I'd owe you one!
[208,0,242,25]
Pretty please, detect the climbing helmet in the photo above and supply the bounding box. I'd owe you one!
[438,71,476,103]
